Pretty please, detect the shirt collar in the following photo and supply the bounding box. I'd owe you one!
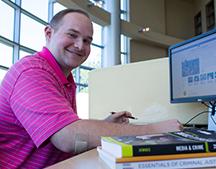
[37,47,75,85]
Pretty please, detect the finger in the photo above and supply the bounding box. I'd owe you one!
[172,119,183,131]
[114,111,132,118]
[119,117,129,124]
[110,112,125,119]
[123,118,129,124]
[123,111,132,117]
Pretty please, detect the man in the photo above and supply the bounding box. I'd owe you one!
[0,9,182,168]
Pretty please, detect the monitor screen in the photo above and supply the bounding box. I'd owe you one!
[169,29,216,103]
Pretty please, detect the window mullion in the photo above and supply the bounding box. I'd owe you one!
[13,0,21,63]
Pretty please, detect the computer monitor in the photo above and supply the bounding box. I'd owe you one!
[168,29,216,130]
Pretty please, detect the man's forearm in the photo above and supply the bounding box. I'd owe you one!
[50,119,182,154]
[50,119,143,154]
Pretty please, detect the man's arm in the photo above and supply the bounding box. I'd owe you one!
[50,119,182,154]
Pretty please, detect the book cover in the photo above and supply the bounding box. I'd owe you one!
[101,128,216,157]
[97,147,216,169]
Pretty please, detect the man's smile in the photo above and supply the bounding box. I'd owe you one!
[65,48,83,57]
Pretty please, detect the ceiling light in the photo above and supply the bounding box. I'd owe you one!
[138,27,150,33]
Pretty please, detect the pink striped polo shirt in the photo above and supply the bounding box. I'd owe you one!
[0,47,80,168]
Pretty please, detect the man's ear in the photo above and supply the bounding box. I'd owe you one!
[44,25,53,41]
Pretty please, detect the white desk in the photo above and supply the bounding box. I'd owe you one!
[46,149,110,169]
[46,149,216,169]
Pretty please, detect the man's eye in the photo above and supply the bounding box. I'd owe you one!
[83,39,92,45]
[68,33,77,38]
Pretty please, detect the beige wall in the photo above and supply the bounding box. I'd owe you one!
[165,0,195,39]
[130,40,167,62]
[89,58,207,125]
[129,0,196,62]
[129,0,215,62]
[194,0,212,33]
[130,0,166,34]
[129,0,167,61]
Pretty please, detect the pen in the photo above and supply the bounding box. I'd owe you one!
[111,112,138,120]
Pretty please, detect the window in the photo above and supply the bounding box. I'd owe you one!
[19,50,32,59]
[0,1,14,41]
[0,43,13,68]
[0,0,106,119]
[121,35,129,64]
[120,0,129,21]
[21,0,49,22]
[120,0,129,64]
[0,0,103,91]
[53,2,66,15]
[194,11,202,35]
[20,14,45,51]
[89,0,105,8]
[0,67,7,81]
[206,0,215,31]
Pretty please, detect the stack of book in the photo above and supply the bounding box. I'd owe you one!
[98,128,216,169]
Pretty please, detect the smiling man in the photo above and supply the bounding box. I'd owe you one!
[0,9,182,169]
[45,11,93,76]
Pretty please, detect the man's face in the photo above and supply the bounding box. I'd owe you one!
[45,12,93,73]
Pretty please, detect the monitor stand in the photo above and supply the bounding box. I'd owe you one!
[208,103,216,131]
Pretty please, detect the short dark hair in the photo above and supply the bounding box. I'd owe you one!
[49,8,90,29]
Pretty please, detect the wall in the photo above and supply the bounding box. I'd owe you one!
[129,0,216,62]
[129,0,166,34]
[88,58,207,125]
[129,0,196,62]
[165,0,195,39]
[129,0,167,62]
[194,0,213,33]
[130,40,167,62]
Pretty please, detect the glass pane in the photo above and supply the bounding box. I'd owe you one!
[19,50,32,60]
[121,53,127,65]
[80,68,90,84]
[92,23,102,44]
[20,14,45,51]
[83,45,102,68]
[72,69,76,78]
[21,0,49,21]
[76,92,89,119]
[0,43,13,67]
[0,69,7,81]
[53,2,66,16]
[79,86,88,93]
[0,1,14,40]
[120,0,128,21]
[89,0,104,8]
[121,35,126,52]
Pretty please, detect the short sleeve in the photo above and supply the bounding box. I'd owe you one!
[10,68,80,147]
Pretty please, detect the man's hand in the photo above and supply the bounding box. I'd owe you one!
[104,111,133,124]
[149,119,184,134]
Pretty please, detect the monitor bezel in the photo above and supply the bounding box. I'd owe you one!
[169,28,216,103]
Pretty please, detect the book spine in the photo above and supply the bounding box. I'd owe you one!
[116,156,216,169]
[207,142,216,152]
[131,142,210,156]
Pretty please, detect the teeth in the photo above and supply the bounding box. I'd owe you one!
[67,49,73,53]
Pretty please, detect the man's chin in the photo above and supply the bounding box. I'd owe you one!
[66,58,86,69]
[68,63,81,69]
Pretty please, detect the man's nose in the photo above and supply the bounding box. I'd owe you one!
[74,38,83,50]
